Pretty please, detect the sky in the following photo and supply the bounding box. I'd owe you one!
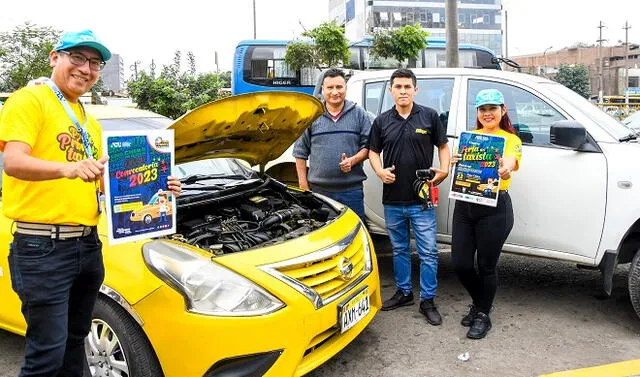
[1,0,640,76]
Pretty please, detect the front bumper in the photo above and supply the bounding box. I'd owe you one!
[133,216,381,377]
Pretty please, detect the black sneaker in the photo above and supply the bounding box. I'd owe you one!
[381,290,414,311]
[466,312,492,339]
[461,304,478,327]
[419,298,442,326]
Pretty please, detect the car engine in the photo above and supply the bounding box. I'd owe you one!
[170,178,339,255]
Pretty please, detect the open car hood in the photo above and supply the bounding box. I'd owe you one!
[169,91,323,166]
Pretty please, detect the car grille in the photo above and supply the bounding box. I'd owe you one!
[260,223,372,309]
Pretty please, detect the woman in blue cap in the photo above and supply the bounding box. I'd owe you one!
[450,88,522,339]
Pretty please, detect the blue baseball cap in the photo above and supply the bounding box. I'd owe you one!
[53,30,111,61]
[475,89,504,108]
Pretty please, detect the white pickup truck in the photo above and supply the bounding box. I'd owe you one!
[264,68,640,320]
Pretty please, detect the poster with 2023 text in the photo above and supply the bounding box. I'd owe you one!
[102,130,176,244]
[449,131,505,207]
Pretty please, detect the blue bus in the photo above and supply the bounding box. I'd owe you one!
[232,38,501,95]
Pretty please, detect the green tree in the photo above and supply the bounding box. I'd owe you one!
[187,51,197,76]
[370,24,429,67]
[553,64,591,98]
[127,51,227,119]
[284,21,350,71]
[218,71,231,88]
[0,23,61,91]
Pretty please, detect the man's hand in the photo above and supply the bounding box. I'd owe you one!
[339,153,352,173]
[298,180,310,190]
[61,156,109,182]
[167,176,182,197]
[428,167,448,186]
[377,165,396,184]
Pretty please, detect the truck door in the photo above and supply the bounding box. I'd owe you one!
[459,78,607,260]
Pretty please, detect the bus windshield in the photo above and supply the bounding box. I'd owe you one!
[232,38,500,96]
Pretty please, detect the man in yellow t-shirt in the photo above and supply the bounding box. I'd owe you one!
[0,30,180,377]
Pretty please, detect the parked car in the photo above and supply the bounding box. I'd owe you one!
[622,110,640,131]
[264,68,640,320]
[0,92,381,376]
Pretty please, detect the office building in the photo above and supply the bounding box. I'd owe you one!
[330,0,503,56]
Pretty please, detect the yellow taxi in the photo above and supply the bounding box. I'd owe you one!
[0,92,381,377]
[129,190,174,224]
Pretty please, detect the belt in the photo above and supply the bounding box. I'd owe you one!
[14,221,95,240]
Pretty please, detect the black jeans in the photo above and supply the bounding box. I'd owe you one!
[451,192,513,314]
[8,229,104,377]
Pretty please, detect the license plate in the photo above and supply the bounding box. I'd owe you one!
[338,287,370,333]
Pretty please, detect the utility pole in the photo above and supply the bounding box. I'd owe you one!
[504,9,508,58]
[130,60,141,81]
[623,21,631,99]
[445,0,459,67]
[597,21,606,100]
[253,0,257,39]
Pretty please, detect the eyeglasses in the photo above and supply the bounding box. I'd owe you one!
[57,50,106,71]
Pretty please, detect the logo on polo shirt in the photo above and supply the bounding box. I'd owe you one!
[415,128,430,135]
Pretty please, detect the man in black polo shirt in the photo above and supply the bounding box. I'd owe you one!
[369,68,450,325]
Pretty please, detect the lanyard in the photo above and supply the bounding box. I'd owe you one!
[44,79,94,159]
[44,79,102,214]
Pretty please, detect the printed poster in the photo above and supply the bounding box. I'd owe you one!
[449,131,506,207]
[102,130,176,244]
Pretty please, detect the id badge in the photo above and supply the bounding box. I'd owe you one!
[96,189,102,214]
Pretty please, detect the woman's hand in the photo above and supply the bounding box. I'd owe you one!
[167,176,182,197]
[450,153,462,165]
[497,158,513,180]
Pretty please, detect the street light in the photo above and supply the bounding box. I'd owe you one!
[543,46,553,77]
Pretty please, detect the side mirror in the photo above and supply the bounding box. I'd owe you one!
[550,120,587,150]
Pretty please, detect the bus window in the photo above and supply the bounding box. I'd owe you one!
[233,39,500,96]
[248,46,296,80]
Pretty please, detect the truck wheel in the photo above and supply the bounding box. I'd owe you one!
[85,296,163,377]
[629,251,640,319]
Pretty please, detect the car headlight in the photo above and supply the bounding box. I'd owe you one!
[142,241,285,316]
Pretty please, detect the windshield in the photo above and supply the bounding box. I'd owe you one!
[543,82,631,140]
[175,159,255,180]
[100,117,172,131]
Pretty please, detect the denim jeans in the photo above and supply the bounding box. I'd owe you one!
[311,186,366,222]
[383,204,438,300]
[8,229,104,377]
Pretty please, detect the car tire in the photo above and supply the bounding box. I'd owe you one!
[85,296,163,377]
[629,251,640,319]
[143,214,153,225]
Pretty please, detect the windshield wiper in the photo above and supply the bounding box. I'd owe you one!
[180,173,246,184]
[619,132,638,142]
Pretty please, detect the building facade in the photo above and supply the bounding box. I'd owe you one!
[101,53,125,94]
[511,44,640,96]
[330,0,503,56]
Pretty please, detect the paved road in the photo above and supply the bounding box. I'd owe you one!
[307,236,640,377]
[1,237,639,377]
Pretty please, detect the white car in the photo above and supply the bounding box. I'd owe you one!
[622,110,640,131]
[264,68,640,320]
